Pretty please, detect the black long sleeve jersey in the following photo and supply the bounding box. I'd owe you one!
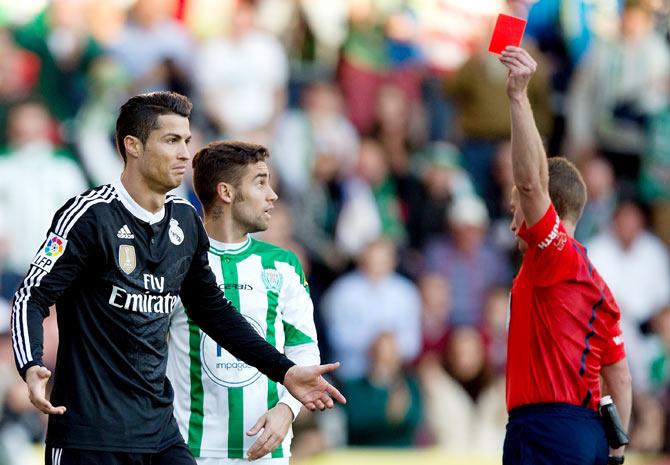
[11,181,294,452]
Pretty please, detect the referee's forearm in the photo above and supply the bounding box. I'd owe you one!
[509,93,548,194]
[601,359,632,447]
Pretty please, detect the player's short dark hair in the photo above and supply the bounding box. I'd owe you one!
[115,92,192,163]
[548,157,587,223]
[192,140,270,213]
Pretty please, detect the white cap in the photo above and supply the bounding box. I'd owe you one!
[448,195,489,229]
[600,395,613,406]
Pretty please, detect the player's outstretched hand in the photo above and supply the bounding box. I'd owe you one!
[25,366,66,415]
[499,46,537,98]
[246,403,293,460]
[283,362,346,411]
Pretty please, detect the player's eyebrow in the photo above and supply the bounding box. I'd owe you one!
[163,133,192,141]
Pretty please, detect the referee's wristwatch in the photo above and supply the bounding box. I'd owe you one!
[608,456,624,465]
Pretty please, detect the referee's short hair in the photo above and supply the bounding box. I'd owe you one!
[192,141,270,214]
[115,91,192,163]
[548,157,587,224]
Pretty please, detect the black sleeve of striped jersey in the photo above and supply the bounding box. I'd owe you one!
[180,221,295,383]
[11,197,95,380]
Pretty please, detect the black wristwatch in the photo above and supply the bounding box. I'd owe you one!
[608,456,624,465]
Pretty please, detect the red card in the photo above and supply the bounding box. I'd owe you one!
[488,14,527,55]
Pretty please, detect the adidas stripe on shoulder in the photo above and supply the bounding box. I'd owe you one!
[12,185,116,370]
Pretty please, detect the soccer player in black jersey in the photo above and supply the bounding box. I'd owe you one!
[10,92,345,465]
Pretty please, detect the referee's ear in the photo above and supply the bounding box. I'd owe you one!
[216,181,234,205]
[124,135,142,161]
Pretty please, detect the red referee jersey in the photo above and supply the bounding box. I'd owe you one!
[507,203,626,412]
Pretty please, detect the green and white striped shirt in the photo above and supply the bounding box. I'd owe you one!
[167,236,319,459]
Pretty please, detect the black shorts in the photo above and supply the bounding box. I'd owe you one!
[45,442,196,465]
[503,402,609,465]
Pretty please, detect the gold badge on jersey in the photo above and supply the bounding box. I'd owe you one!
[119,245,137,274]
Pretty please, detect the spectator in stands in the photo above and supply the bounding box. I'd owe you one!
[9,0,103,123]
[650,305,670,391]
[193,0,289,143]
[418,326,506,452]
[288,144,348,302]
[342,332,423,447]
[481,287,509,375]
[487,143,518,261]
[574,157,617,243]
[417,273,452,358]
[272,80,359,198]
[336,138,406,257]
[0,30,39,147]
[338,0,423,134]
[108,0,192,96]
[424,195,512,326]
[567,0,670,181]
[640,105,670,248]
[405,142,474,256]
[0,99,88,300]
[588,197,670,391]
[322,237,421,380]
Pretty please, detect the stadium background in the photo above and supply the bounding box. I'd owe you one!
[0,0,669,463]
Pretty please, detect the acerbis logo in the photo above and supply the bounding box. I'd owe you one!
[218,283,253,291]
[201,315,265,388]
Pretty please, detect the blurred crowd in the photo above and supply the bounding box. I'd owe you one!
[0,0,670,462]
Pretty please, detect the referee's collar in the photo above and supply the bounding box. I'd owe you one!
[112,179,166,225]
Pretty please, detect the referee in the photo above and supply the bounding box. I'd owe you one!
[10,92,344,465]
[500,48,632,465]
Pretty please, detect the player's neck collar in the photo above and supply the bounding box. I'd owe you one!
[209,235,252,254]
[112,179,166,225]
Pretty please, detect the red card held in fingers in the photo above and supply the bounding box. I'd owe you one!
[488,14,527,55]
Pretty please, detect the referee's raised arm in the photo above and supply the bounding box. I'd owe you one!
[500,46,550,227]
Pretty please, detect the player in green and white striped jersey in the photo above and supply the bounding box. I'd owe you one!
[167,141,321,465]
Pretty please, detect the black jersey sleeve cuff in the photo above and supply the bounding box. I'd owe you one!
[18,360,45,381]
[273,356,296,384]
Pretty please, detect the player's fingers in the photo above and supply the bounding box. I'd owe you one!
[506,50,536,72]
[499,55,525,70]
[253,434,280,460]
[499,58,528,76]
[246,414,266,436]
[326,383,347,404]
[316,362,340,375]
[304,402,316,411]
[323,395,334,409]
[502,46,530,60]
[504,45,524,54]
[246,437,265,458]
[247,431,272,460]
[314,398,326,411]
[31,397,65,415]
[501,49,536,72]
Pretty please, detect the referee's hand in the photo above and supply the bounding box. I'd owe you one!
[25,366,66,415]
[283,363,346,411]
[499,46,537,98]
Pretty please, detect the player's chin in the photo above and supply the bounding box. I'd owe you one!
[166,175,184,189]
[256,219,270,231]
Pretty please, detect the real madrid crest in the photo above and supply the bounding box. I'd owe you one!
[169,218,184,246]
[261,269,283,293]
[119,245,136,274]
